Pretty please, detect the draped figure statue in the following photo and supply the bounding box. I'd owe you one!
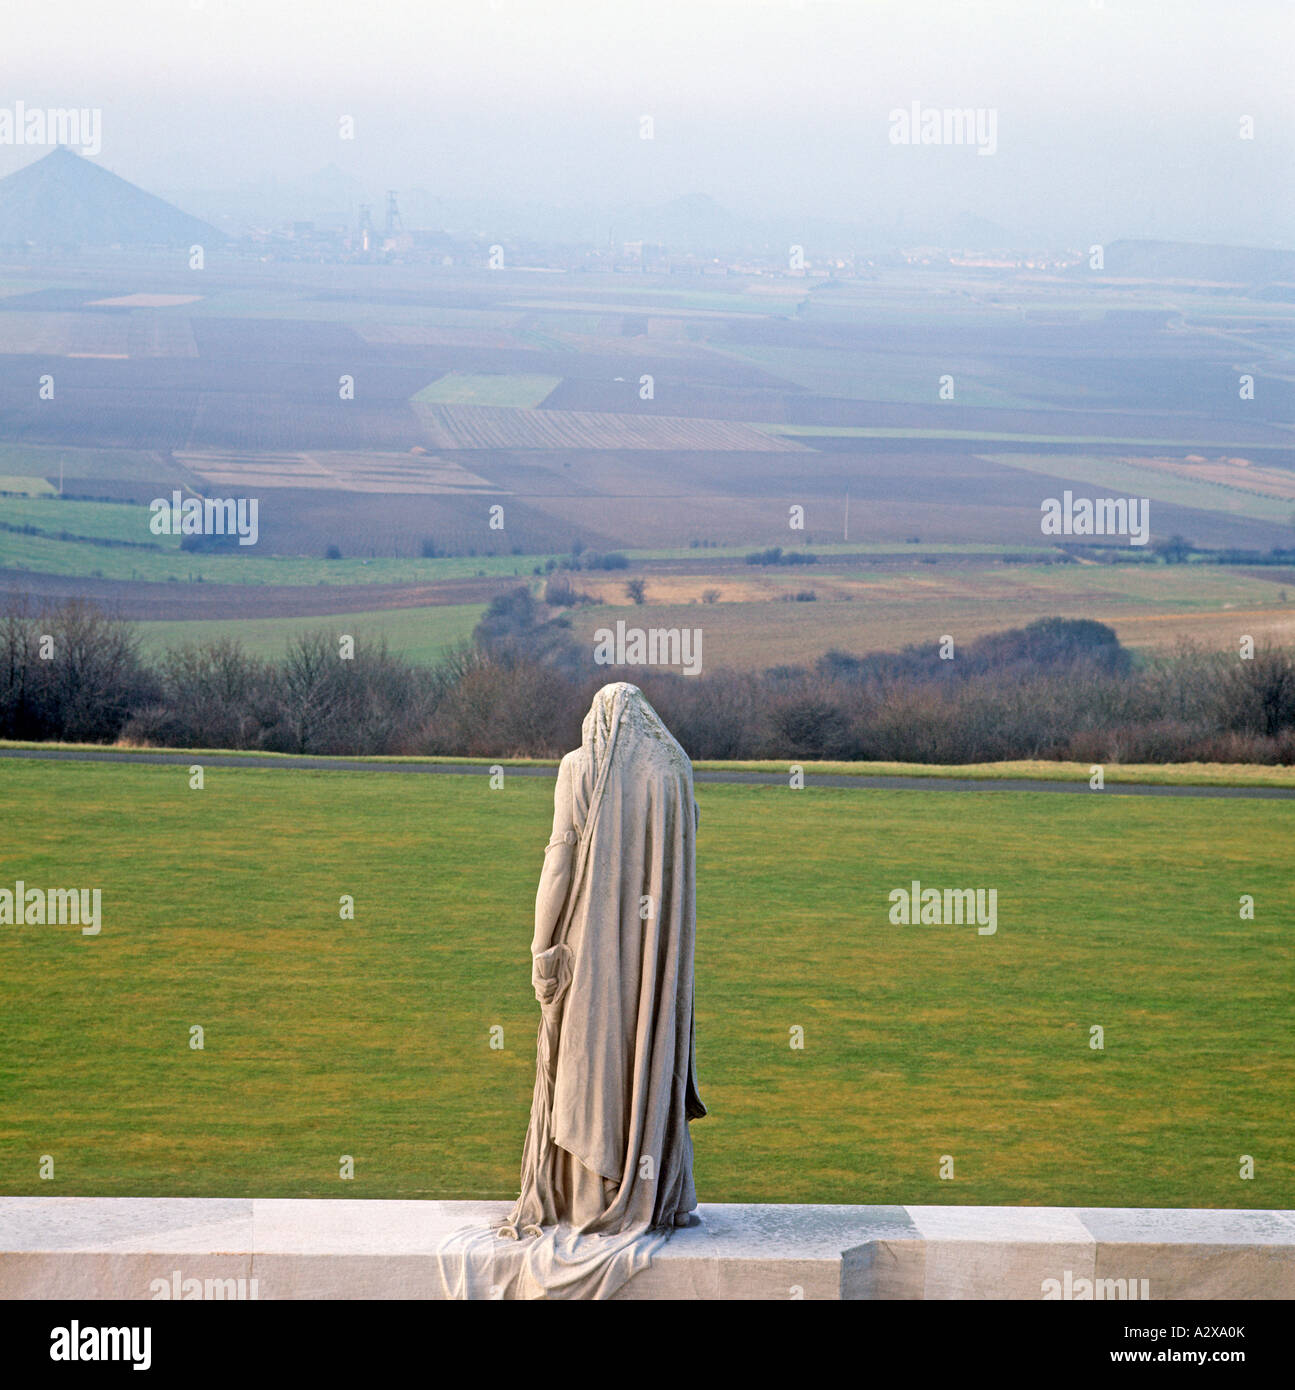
[436,681,706,1300]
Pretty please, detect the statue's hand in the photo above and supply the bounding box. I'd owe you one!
[532,958,559,1005]
[531,942,572,1007]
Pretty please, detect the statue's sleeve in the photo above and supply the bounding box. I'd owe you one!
[531,751,581,957]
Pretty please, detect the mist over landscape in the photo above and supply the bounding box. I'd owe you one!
[4,0,1293,248]
[2,1,1294,756]
[2,5,1295,1311]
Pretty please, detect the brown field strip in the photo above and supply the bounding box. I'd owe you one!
[1129,453,1295,501]
[566,592,1295,669]
[413,403,803,451]
[0,310,199,357]
[178,449,498,494]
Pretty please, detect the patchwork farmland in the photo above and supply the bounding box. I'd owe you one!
[1,259,1293,667]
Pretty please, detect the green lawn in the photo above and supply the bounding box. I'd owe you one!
[1,757,1290,1208]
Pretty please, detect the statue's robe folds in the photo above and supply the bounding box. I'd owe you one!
[436,683,706,1300]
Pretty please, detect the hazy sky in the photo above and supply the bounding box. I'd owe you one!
[6,0,1293,246]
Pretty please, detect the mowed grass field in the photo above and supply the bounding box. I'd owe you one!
[1,757,1290,1208]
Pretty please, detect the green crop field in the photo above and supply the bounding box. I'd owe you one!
[413,372,564,408]
[134,603,486,663]
[985,452,1295,526]
[0,497,182,548]
[0,529,548,586]
[716,344,1041,408]
[1,756,1290,1208]
[0,477,57,498]
[0,444,180,483]
[765,424,1281,449]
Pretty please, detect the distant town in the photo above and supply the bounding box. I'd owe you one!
[10,146,1291,287]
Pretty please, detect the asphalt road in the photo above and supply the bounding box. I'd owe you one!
[2,745,1292,798]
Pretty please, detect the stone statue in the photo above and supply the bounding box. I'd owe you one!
[437,681,706,1300]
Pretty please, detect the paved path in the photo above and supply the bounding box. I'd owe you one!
[3,745,1292,798]
[3,1197,1293,1300]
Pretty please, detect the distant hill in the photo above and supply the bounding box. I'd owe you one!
[1103,239,1295,285]
[283,163,374,225]
[605,196,1017,257]
[614,193,750,254]
[0,147,223,249]
[942,210,1013,250]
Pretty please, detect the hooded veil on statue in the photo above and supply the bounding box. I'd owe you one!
[436,682,706,1300]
